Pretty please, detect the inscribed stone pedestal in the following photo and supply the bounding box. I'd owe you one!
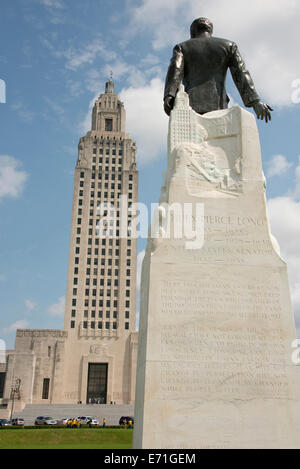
[133,86,300,449]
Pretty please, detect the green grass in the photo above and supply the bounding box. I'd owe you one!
[0,428,133,449]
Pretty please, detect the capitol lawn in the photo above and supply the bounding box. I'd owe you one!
[0,427,133,449]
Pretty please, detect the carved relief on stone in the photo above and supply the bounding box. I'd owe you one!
[89,342,109,356]
[171,142,243,196]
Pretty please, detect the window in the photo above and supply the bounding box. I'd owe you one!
[105,119,113,131]
[42,378,50,400]
[125,322,129,330]
[70,321,75,329]
[83,321,88,329]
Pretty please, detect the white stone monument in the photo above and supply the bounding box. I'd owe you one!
[133,86,300,449]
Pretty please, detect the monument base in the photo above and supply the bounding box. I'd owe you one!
[134,89,300,449]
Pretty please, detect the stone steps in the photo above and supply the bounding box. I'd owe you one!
[13,403,134,426]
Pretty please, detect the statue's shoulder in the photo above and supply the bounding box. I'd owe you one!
[210,36,235,48]
[178,36,235,51]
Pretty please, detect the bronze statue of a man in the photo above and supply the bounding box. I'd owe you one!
[164,18,272,123]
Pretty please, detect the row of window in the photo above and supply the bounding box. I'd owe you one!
[74,247,131,261]
[71,310,130,319]
[79,172,133,182]
[93,148,123,156]
[74,278,131,287]
[71,299,130,308]
[70,321,130,330]
[73,288,131,297]
[75,228,133,241]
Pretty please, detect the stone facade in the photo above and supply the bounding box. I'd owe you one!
[0,80,138,414]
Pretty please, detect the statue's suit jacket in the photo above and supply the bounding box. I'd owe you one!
[164,36,260,114]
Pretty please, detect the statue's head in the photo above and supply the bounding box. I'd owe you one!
[190,17,213,37]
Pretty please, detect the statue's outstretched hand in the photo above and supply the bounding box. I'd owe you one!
[164,95,175,116]
[252,100,273,123]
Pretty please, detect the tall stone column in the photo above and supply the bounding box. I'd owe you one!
[134,86,300,449]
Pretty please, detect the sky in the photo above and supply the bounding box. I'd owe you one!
[1,0,300,349]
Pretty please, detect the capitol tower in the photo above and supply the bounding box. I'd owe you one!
[63,78,139,404]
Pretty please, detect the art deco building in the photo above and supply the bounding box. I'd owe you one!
[0,80,139,410]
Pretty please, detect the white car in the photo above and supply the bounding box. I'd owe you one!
[77,416,99,426]
[35,416,57,425]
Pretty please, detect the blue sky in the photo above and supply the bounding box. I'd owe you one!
[1,0,300,349]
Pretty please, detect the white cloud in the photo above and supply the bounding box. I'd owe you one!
[2,320,29,335]
[48,296,65,317]
[119,78,168,164]
[25,299,37,311]
[11,102,35,123]
[41,36,116,71]
[128,0,300,106]
[39,0,65,8]
[267,154,293,178]
[0,155,28,200]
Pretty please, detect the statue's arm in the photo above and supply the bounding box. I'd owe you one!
[164,45,184,116]
[229,42,273,123]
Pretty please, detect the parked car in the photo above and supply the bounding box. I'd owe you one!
[119,416,134,426]
[76,416,99,427]
[87,418,99,427]
[11,418,24,426]
[0,419,11,427]
[35,416,57,425]
[56,417,71,426]
[76,416,94,425]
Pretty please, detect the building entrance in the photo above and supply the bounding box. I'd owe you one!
[86,363,108,404]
